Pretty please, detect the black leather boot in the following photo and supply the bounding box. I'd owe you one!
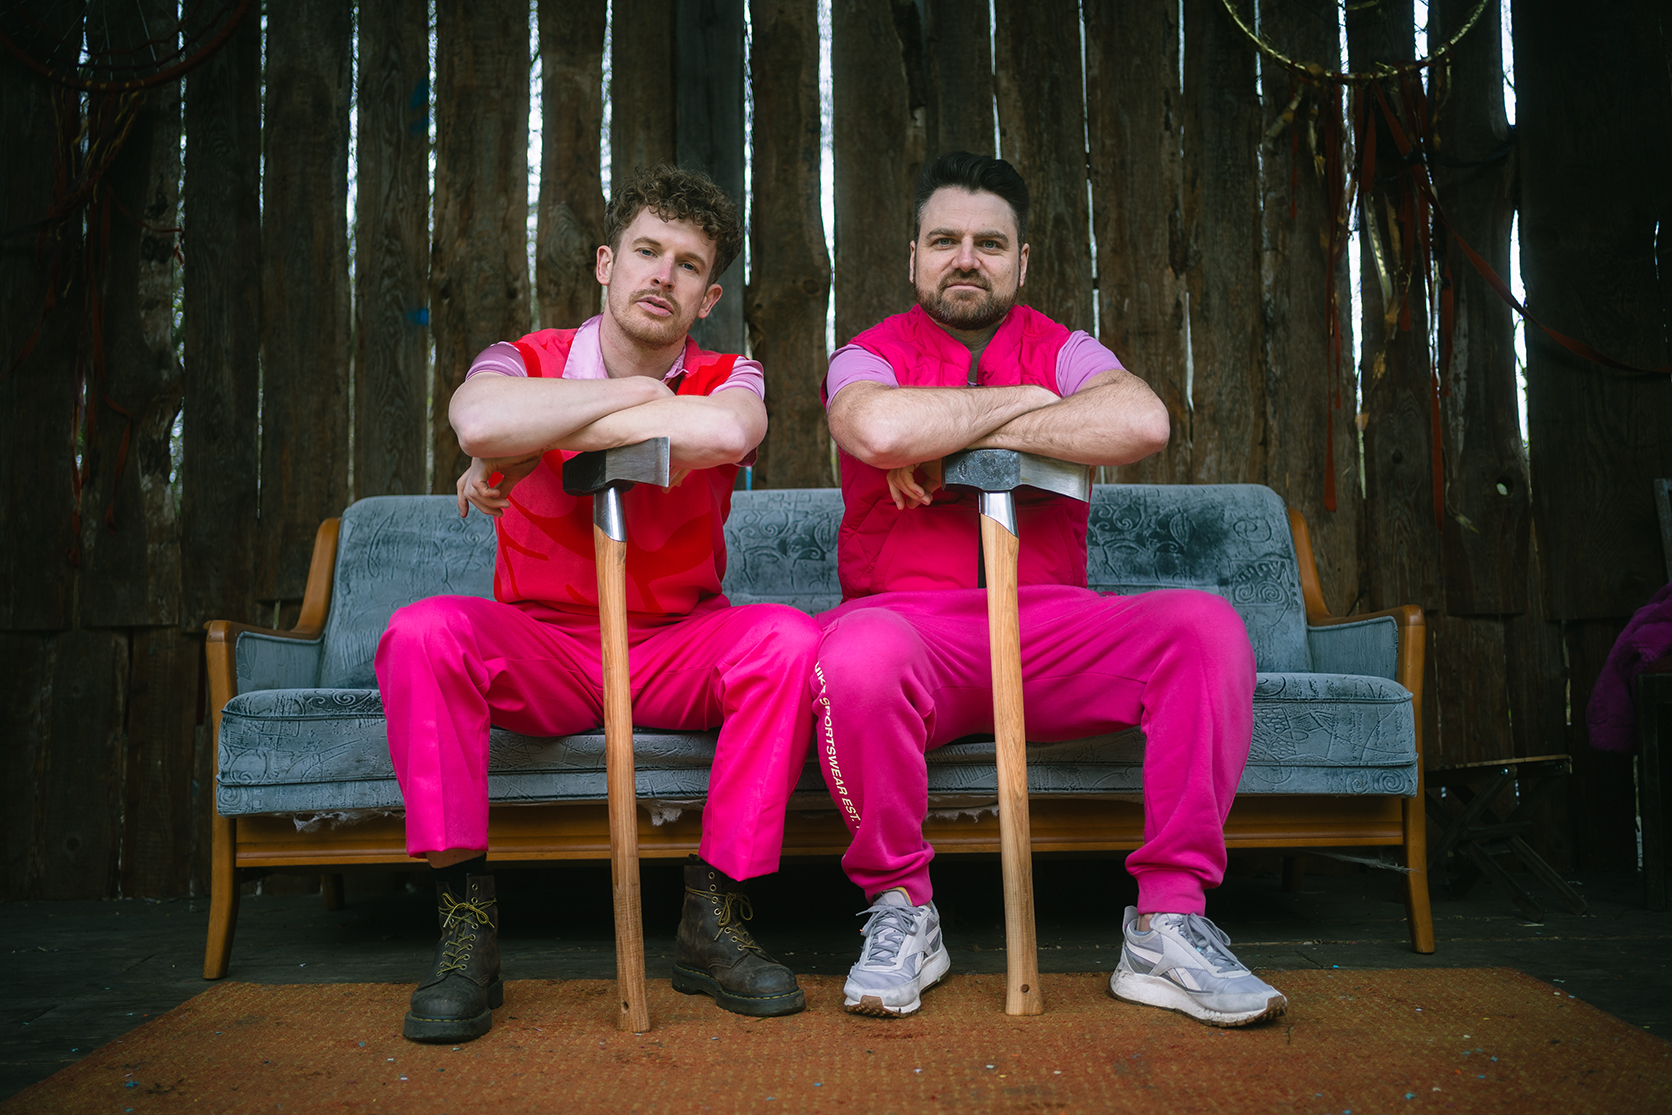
[671,856,805,1017]
[402,874,503,1043]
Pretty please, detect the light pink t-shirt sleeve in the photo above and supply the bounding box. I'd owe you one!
[823,343,899,407]
[712,357,766,399]
[465,341,528,379]
[1054,330,1126,396]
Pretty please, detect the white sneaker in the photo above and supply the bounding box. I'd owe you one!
[843,889,952,1017]
[1110,906,1287,1026]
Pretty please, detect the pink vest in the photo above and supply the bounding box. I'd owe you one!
[493,328,742,618]
[835,304,1090,600]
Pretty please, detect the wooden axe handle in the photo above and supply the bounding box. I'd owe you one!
[981,514,1044,1016]
[596,524,651,1033]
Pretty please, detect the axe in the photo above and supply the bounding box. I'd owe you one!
[563,437,670,1034]
[943,448,1092,1017]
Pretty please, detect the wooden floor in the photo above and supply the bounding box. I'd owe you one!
[4,853,1669,1100]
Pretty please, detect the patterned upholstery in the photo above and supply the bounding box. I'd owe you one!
[218,487,1420,817]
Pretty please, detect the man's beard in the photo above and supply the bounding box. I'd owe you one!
[917,271,1015,331]
[611,287,692,347]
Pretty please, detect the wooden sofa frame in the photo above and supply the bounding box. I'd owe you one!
[202,508,1433,979]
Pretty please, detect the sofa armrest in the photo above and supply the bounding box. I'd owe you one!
[1307,615,1400,680]
[234,631,324,693]
[203,518,341,745]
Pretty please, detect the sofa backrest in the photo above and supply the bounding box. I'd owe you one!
[316,483,1310,689]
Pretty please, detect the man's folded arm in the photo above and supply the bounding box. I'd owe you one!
[556,385,766,470]
[826,379,1058,469]
[967,368,1170,467]
[449,370,670,460]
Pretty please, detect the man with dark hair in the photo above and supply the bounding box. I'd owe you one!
[815,151,1287,1026]
[377,165,815,1043]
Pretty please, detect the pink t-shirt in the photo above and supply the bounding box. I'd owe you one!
[824,326,1124,401]
[467,315,766,398]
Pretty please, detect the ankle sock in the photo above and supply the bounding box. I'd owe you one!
[432,854,488,898]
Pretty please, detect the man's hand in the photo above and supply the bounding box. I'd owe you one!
[456,453,541,518]
[886,458,943,509]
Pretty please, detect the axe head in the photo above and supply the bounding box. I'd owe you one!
[943,448,1092,503]
[562,437,671,496]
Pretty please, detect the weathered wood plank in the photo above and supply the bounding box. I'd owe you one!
[1180,0,1263,485]
[181,6,262,630]
[610,0,677,183]
[1348,0,1442,614]
[258,0,352,602]
[833,0,922,347]
[921,0,991,158]
[1564,619,1638,871]
[1503,532,1572,868]
[1257,0,1360,617]
[1431,0,1527,615]
[1517,0,1672,619]
[80,0,184,628]
[1429,614,1512,768]
[1085,0,1190,485]
[536,0,606,330]
[431,0,532,493]
[746,0,831,488]
[34,630,128,899]
[992,0,1092,334]
[355,0,431,499]
[0,36,78,631]
[0,634,52,897]
[120,627,203,897]
[677,0,747,354]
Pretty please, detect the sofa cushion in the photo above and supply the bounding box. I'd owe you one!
[214,670,1416,816]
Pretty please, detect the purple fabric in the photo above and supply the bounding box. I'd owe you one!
[825,326,1125,402]
[1586,582,1672,752]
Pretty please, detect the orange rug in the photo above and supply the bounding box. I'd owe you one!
[6,970,1668,1114]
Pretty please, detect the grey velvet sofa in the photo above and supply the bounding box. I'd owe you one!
[203,485,1433,978]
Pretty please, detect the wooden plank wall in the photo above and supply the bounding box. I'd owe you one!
[2,0,1667,897]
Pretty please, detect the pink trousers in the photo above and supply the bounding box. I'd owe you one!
[810,585,1255,914]
[376,595,819,881]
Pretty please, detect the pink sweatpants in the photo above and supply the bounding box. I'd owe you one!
[810,585,1255,914]
[376,595,819,881]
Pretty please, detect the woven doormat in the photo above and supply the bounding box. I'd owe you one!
[5,969,1667,1114]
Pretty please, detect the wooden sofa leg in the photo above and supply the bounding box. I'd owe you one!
[1402,795,1436,954]
[321,873,346,910]
[203,812,241,979]
[1281,855,1306,893]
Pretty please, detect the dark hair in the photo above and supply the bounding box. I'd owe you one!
[604,164,744,278]
[913,151,1030,246]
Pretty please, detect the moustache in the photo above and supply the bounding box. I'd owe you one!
[938,272,991,292]
[632,290,680,313]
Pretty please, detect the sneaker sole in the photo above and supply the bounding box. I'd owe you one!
[671,963,806,1017]
[402,979,504,1043]
[1109,969,1287,1028]
[843,943,952,1018]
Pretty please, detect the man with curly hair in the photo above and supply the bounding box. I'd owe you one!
[376,165,816,1043]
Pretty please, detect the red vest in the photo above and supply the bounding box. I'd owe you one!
[493,328,742,618]
[835,304,1089,599]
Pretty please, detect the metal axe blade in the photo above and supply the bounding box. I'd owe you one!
[943,448,1092,503]
[562,438,672,496]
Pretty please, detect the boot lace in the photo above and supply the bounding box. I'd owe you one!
[688,886,763,952]
[436,892,496,977]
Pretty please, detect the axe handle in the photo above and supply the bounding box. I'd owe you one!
[981,514,1044,1017]
[596,524,651,1033]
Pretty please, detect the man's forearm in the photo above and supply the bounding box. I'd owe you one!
[827,380,1058,469]
[450,373,667,459]
[550,392,764,469]
[967,370,1170,467]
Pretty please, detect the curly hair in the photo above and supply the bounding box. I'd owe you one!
[604,164,744,279]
